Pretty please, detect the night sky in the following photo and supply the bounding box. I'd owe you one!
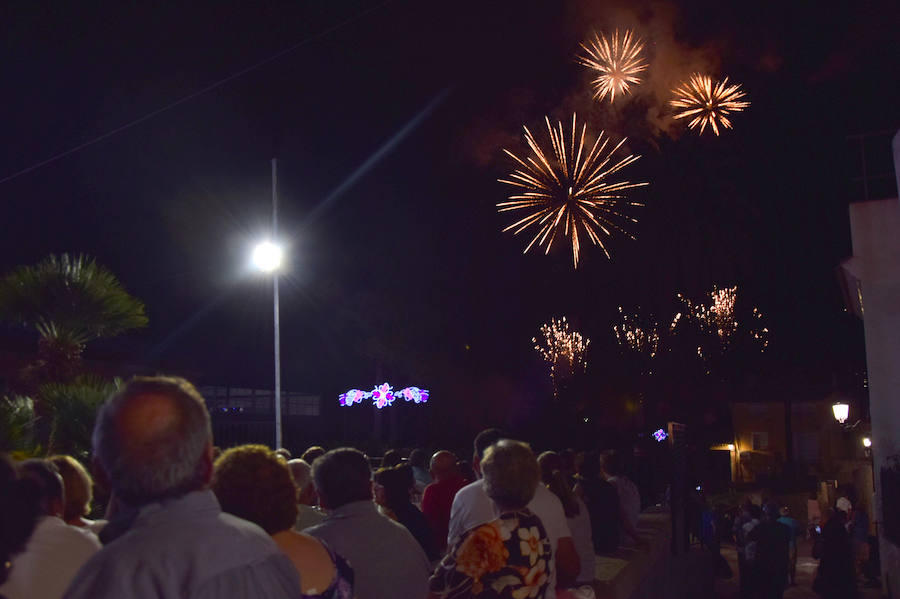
[2,0,898,440]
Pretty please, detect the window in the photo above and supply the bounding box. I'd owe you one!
[751,432,769,451]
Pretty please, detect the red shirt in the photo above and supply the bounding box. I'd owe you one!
[421,474,468,553]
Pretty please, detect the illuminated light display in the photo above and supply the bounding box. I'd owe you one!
[652,428,668,442]
[338,383,429,409]
[498,114,647,268]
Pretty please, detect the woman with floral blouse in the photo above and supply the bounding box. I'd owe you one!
[429,440,552,599]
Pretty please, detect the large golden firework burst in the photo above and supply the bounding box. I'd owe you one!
[670,73,750,135]
[576,29,647,103]
[497,114,648,268]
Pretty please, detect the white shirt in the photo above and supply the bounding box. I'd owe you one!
[568,495,595,584]
[447,480,572,599]
[0,516,100,599]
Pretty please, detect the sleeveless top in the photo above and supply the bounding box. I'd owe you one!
[300,541,354,599]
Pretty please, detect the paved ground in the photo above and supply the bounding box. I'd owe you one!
[713,538,884,599]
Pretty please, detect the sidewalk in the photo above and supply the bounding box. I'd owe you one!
[713,538,883,599]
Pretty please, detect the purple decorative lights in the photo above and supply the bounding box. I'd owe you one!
[652,428,668,442]
[339,383,430,409]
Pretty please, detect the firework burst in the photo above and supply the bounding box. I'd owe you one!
[614,307,660,358]
[577,29,647,103]
[498,114,648,268]
[670,73,750,135]
[533,316,590,396]
[671,285,769,367]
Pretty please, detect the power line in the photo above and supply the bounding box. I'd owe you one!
[0,0,393,187]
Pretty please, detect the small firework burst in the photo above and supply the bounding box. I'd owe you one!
[533,316,590,396]
[613,306,660,358]
[670,73,750,135]
[498,114,648,268]
[577,29,647,103]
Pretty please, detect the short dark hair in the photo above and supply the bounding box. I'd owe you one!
[93,376,212,505]
[18,459,64,515]
[474,428,504,460]
[600,451,624,477]
[373,465,414,508]
[380,449,403,468]
[212,445,298,534]
[300,446,326,463]
[408,448,428,469]
[0,455,41,586]
[312,448,372,509]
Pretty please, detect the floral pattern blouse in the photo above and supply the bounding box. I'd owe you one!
[429,509,552,599]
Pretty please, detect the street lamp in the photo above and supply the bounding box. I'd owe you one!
[252,241,282,273]
[253,158,284,450]
[832,402,850,424]
[862,437,872,448]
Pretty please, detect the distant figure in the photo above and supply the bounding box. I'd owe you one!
[747,502,790,599]
[305,448,430,599]
[538,451,595,586]
[63,376,301,599]
[574,452,620,554]
[601,452,642,546]
[47,455,98,530]
[813,509,857,599]
[0,459,100,599]
[429,440,552,599]
[733,502,761,599]
[380,449,403,468]
[301,446,326,464]
[421,450,468,554]
[777,506,802,585]
[287,459,327,531]
[373,465,439,561]
[408,448,433,488]
[212,445,354,599]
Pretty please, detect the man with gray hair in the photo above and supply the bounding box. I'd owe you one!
[63,376,301,599]
[287,459,326,531]
[304,448,430,599]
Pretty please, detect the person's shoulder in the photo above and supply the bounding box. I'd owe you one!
[532,482,565,515]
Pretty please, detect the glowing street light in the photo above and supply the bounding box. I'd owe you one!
[862,437,872,448]
[832,402,850,424]
[252,241,282,273]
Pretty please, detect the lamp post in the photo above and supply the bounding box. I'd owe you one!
[252,158,283,449]
[832,402,850,424]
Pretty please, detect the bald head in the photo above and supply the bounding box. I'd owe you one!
[93,376,212,506]
[429,450,458,481]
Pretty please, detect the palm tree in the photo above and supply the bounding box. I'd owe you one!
[0,254,147,383]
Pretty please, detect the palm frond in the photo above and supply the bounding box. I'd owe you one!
[42,375,119,458]
[0,253,148,343]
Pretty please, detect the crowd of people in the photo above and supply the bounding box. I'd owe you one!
[0,376,648,599]
[1,375,874,599]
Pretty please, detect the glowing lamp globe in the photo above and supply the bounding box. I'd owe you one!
[863,437,872,448]
[252,242,282,273]
[832,402,849,424]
